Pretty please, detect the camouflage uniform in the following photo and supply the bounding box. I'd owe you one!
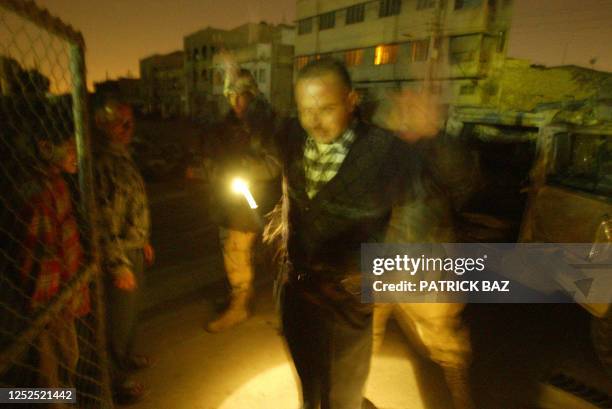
[94,142,150,278]
[93,140,150,388]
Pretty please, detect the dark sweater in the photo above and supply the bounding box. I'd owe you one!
[278,118,418,281]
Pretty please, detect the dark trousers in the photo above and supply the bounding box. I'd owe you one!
[105,249,144,388]
[281,282,373,409]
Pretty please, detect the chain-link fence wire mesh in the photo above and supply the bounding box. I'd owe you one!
[0,1,112,407]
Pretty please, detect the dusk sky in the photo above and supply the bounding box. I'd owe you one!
[34,0,612,88]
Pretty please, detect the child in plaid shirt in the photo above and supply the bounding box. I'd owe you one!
[18,122,90,392]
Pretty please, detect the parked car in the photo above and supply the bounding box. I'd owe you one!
[447,99,612,408]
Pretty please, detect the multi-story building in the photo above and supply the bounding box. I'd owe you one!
[493,59,612,111]
[184,22,294,119]
[139,51,185,117]
[94,77,142,110]
[294,0,513,107]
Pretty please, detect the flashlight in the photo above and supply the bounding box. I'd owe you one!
[231,178,258,209]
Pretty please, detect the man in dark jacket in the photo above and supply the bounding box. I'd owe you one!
[275,59,418,409]
[198,69,281,332]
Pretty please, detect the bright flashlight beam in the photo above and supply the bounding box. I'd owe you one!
[231,178,258,209]
[242,189,258,209]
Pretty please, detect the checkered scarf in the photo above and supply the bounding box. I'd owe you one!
[303,127,356,198]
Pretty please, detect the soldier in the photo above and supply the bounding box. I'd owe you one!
[189,69,280,333]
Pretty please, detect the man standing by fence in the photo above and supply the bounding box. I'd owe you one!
[93,100,154,404]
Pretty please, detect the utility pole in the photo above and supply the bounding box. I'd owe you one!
[426,0,447,93]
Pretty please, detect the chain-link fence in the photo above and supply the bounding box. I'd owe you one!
[0,1,112,407]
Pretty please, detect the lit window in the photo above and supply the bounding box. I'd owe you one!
[379,0,401,17]
[214,70,224,85]
[345,49,364,67]
[319,12,336,30]
[295,56,310,70]
[417,0,436,9]
[407,39,429,62]
[346,4,365,24]
[298,18,313,35]
[374,44,398,65]
[455,0,482,10]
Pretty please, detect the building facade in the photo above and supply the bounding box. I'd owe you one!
[94,77,142,110]
[184,22,295,120]
[139,51,185,117]
[494,60,612,111]
[294,0,513,107]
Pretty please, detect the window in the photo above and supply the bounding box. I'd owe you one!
[459,84,476,95]
[193,48,199,60]
[319,12,336,30]
[213,70,224,85]
[258,68,266,83]
[449,35,479,64]
[345,49,364,67]
[346,4,365,24]
[497,31,506,53]
[374,44,398,65]
[379,0,401,17]
[550,133,612,196]
[417,0,436,9]
[455,0,482,10]
[406,39,429,62]
[201,69,208,81]
[201,46,208,60]
[298,18,313,35]
[295,55,311,70]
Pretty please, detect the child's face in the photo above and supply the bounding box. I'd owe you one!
[55,139,78,174]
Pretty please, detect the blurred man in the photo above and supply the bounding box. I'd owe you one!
[94,100,154,404]
[374,195,474,409]
[372,135,476,409]
[191,69,280,333]
[273,58,424,409]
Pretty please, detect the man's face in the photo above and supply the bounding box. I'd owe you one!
[106,105,134,145]
[228,91,253,119]
[295,73,357,144]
